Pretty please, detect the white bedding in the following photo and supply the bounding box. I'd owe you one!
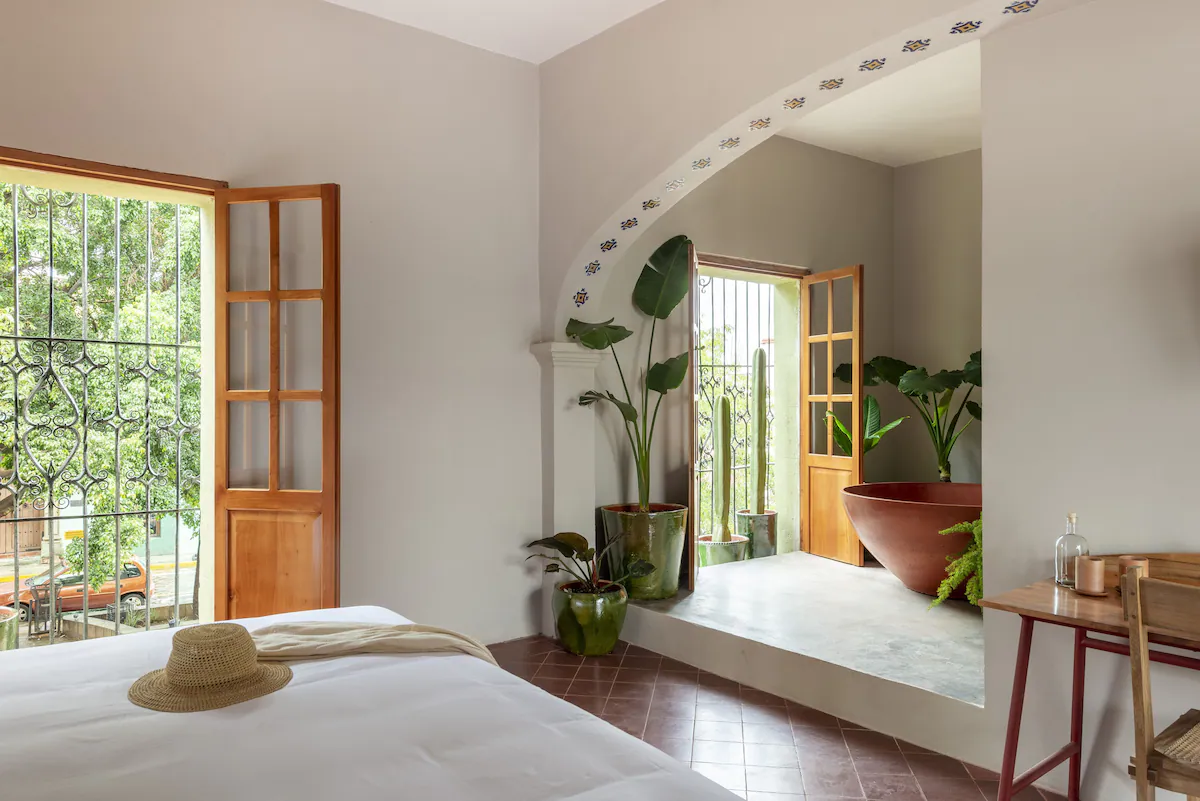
[0,606,736,800]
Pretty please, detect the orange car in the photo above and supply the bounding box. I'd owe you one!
[0,560,151,623]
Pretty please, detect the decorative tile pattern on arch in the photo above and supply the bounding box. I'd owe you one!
[819,78,845,91]
[620,218,638,231]
[692,158,712,171]
[585,261,601,276]
[719,137,741,151]
[859,58,887,71]
[782,97,806,110]
[951,20,982,34]
[903,38,932,52]
[600,239,618,253]
[666,178,686,192]
[642,198,662,211]
[573,289,588,307]
[748,118,771,131]
[1004,0,1038,12]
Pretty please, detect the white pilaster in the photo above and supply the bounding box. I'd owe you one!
[531,341,605,637]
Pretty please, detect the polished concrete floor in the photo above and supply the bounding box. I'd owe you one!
[636,552,985,706]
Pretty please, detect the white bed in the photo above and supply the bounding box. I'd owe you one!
[0,606,736,800]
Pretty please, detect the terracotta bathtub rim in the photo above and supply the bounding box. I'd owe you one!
[842,481,982,509]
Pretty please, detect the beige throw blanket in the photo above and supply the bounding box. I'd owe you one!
[251,622,498,667]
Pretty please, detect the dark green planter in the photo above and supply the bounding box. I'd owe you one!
[601,504,688,600]
[698,534,749,567]
[736,510,778,559]
[552,581,628,656]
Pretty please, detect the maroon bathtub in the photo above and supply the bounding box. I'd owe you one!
[841,482,982,597]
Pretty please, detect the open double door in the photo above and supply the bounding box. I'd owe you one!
[686,256,863,589]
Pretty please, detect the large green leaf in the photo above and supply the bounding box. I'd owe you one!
[552,532,590,556]
[579,390,638,423]
[864,417,906,453]
[833,361,883,387]
[898,368,963,398]
[868,356,917,387]
[826,412,854,457]
[565,318,633,350]
[527,536,575,557]
[864,395,881,438]
[963,350,982,387]
[646,352,689,394]
[965,400,982,421]
[632,235,692,320]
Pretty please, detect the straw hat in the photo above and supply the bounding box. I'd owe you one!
[129,623,292,713]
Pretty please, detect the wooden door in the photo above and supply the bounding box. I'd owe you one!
[215,184,340,620]
[800,266,864,565]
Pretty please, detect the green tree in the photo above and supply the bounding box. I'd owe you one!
[0,184,201,591]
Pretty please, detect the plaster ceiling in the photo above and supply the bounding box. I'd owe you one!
[780,41,981,168]
[323,0,668,63]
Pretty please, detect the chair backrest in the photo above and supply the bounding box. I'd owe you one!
[1123,566,1200,783]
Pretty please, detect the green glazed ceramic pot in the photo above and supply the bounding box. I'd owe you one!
[736,510,778,559]
[0,606,17,651]
[697,534,749,567]
[601,504,688,600]
[552,581,628,656]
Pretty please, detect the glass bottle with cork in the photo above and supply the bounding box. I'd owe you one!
[1055,512,1089,588]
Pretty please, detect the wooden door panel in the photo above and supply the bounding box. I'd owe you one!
[228,510,325,618]
[215,184,340,620]
[800,266,864,566]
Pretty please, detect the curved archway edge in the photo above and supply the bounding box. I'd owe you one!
[551,0,1089,335]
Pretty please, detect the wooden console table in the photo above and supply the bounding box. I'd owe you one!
[981,564,1200,801]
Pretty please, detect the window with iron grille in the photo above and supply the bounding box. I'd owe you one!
[0,181,202,646]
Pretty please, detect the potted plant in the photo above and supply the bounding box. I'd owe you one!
[735,349,777,559]
[527,532,654,656]
[826,395,906,459]
[699,395,749,566]
[567,234,692,600]
[836,352,983,596]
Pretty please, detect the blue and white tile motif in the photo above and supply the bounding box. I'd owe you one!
[692,158,712,170]
[950,20,982,34]
[1004,0,1038,12]
[903,39,931,53]
[585,261,601,276]
[783,97,806,110]
[749,118,772,131]
[666,178,686,192]
[574,289,588,307]
[859,58,887,72]
[600,239,618,253]
[719,137,741,151]
[620,218,638,231]
[642,198,662,210]
[819,78,845,91]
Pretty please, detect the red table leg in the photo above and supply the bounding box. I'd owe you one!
[998,615,1036,801]
[1068,627,1086,800]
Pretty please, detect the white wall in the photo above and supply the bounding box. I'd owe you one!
[589,137,896,512]
[982,2,1200,797]
[0,0,543,644]
[893,149,982,483]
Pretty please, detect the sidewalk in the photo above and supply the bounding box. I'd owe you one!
[1,552,195,582]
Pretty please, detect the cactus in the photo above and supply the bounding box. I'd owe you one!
[713,394,732,542]
[749,347,768,515]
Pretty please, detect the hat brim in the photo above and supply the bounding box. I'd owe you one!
[128,663,293,713]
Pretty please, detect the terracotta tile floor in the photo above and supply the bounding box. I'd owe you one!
[490,635,1066,801]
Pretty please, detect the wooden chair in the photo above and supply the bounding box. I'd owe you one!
[1124,564,1200,800]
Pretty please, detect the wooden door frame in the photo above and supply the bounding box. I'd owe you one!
[687,253,812,590]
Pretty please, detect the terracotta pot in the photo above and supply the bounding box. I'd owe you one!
[697,534,749,567]
[736,511,777,559]
[552,581,628,656]
[0,606,16,651]
[841,482,982,597]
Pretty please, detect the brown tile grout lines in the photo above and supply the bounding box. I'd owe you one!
[489,636,1066,801]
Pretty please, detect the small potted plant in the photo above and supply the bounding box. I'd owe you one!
[698,395,748,566]
[567,234,692,600]
[735,348,777,559]
[527,532,655,656]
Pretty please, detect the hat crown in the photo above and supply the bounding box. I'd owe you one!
[164,624,258,689]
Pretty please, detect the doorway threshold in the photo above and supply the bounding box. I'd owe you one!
[630,551,984,707]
